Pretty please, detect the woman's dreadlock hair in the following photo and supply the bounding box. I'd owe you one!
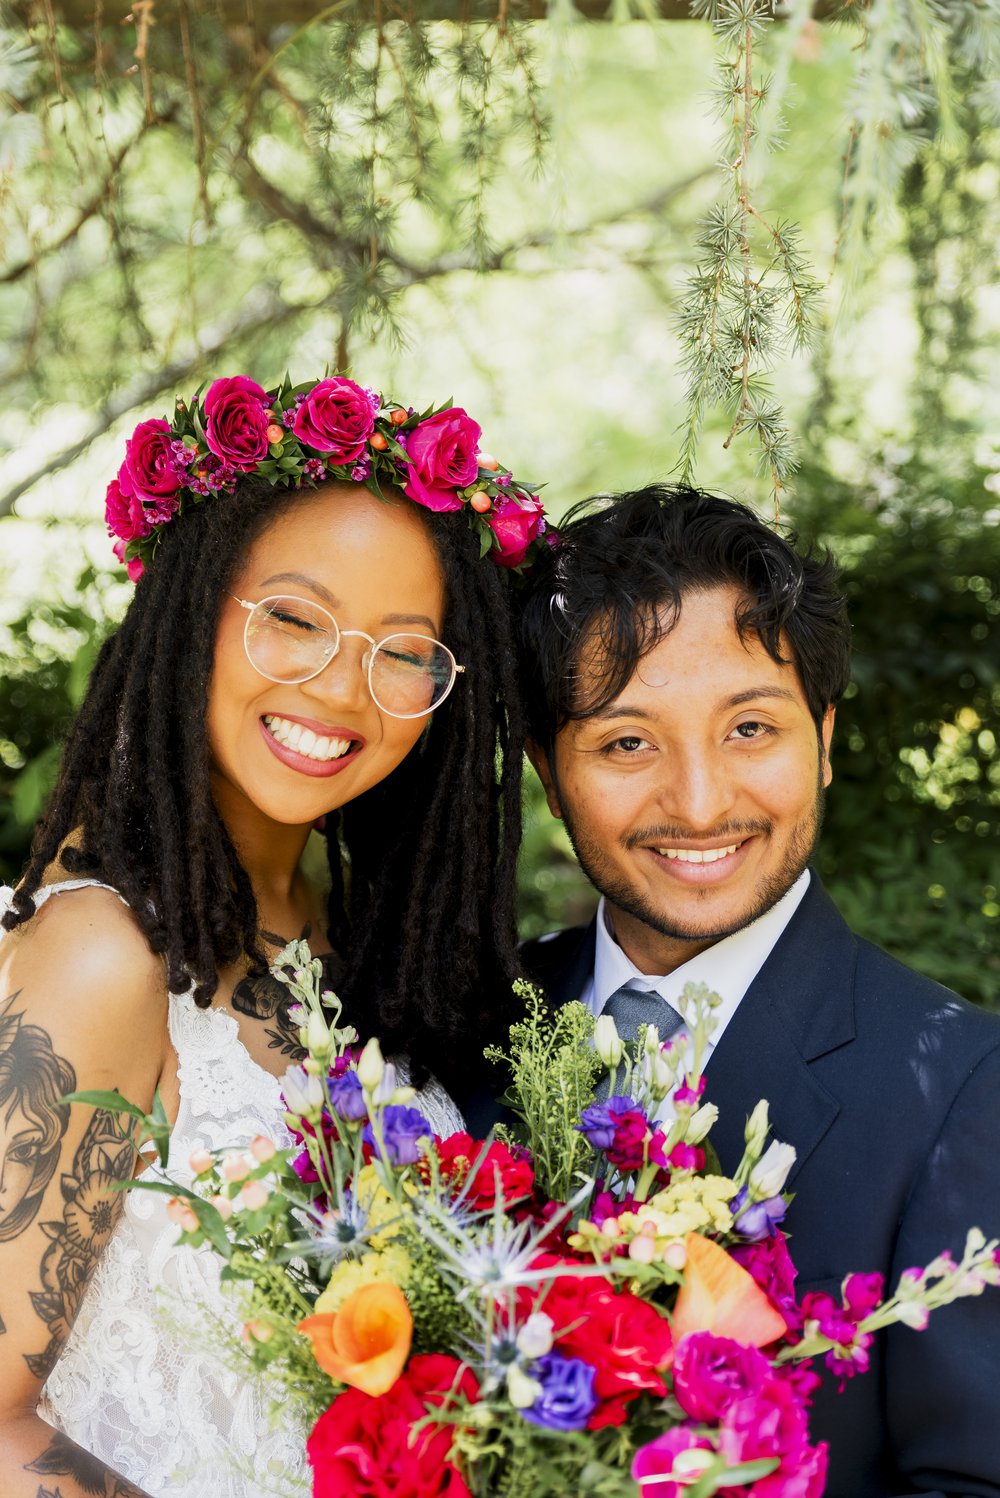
[3,477,526,1101]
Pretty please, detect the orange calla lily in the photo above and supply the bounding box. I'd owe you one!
[298,1281,413,1396]
[671,1231,788,1348]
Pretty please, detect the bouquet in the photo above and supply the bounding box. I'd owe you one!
[108,946,1000,1496]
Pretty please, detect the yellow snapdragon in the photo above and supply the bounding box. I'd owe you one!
[315,1243,413,1315]
[569,1173,737,1262]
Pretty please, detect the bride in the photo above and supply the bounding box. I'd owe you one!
[0,372,546,1497]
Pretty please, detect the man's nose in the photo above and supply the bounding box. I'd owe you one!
[655,745,736,831]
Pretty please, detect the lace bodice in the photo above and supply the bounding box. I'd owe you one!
[0,880,464,1498]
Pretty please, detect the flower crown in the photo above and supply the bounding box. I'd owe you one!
[105,373,548,583]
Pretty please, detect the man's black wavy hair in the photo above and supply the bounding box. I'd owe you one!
[3,477,526,1101]
[517,484,851,745]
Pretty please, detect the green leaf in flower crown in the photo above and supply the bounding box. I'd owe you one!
[682,1455,781,1498]
[478,525,495,559]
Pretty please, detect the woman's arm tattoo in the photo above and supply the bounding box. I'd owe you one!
[27,1429,147,1496]
[0,1004,76,1244]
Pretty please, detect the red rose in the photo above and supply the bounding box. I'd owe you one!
[403,408,481,513]
[436,1132,534,1210]
[487,491,545,568]
[607,1110,650,1171]
[307,1354,477,1498]
[203,375,271,469]
[292,376,378,461]
[525,1254,673,1428]
[119,418,182,507]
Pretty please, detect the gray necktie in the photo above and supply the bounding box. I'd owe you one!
[595,982,684,1098]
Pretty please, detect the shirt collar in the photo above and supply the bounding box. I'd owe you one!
[592,869,812,1042]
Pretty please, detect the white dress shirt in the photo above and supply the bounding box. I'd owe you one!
[582,870,812,1117]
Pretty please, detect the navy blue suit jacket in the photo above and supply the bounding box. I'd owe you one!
[519,876,1000,1498]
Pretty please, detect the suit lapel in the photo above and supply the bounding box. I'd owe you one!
[704,878,857,1187]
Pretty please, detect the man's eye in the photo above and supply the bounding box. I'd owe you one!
[605,736,651,754]
[732,721,771,740]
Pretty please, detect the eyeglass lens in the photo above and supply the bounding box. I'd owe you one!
[244,595,456,718]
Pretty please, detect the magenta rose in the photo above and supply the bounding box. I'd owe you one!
[631,1428,715,1494]
[120,418,182,506]
[487,491,545,568]
[203,375,271,469]
[718,1372,827,1495]
[606,1109,650,1171]
[672,1333,770,1424]
[730,1229,803,1334]
[112,537,146,583]
[403,408,481,513]
[292,377,378,461]
[105,476,150,543]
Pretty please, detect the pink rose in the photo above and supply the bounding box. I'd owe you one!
[120,418,182,506]
[672,1333,770,1424]
[112,537,145,583]
[718,1373,827,1496]
[105,476,150,543]
[842,1271,883,1320]
[203,375,271,469]
[292,377,378,461]
[403,408,481,513]
[631,1428,714,1494]
[487,491,545,568]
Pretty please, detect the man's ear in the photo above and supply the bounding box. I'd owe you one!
[820,706,836,788]
[526,739,563,820]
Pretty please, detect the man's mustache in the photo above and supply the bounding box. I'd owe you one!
[622,819,773,850]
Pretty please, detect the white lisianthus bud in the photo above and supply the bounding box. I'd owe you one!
[644,1049,674,1100]
[390,1085,417,1106]
[644,1022,662,1055]
[686,1102,720,1145]
[357,1037,386,1093]
[594,1014,624,1069]
[506,1364,543,1410]
[744,1099,770,1154]
[515,1313,554,1360]
[281,1065,324,1118]
[749,1139,796,1200]
[372,1062,399,1106]
[307,1010,331,1056]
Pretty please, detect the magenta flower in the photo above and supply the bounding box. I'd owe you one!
[105,476,150,543]
[403,407,481,512]
[731,1230,803,1334]
[203,375,271,469]
[119,418,183,508]
[607,1110,650,1171]
[673,1076,707,1107]
[631,1428,715,1493]
[577,1096,638,1152]
[842,1271,884,1319]
[672,1332,770,1424]
[292,376,378,462]
[488,491,545,568]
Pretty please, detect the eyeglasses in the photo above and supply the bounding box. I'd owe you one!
[232,594,465,720]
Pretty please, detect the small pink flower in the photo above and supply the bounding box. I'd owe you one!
[403,407,481,512]
[631,1428,715,1492]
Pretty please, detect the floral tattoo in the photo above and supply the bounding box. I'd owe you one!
[231,927,342,1060]
[28,1428,147,1496]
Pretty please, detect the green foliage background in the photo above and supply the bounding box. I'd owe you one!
[1,5,998,1006]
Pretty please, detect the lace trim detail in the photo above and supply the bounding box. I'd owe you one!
[8,877,464,1495]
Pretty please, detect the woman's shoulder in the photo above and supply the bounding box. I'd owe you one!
[1,881,167,1044]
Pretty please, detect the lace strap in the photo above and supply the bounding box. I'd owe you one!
[0,878,129,923]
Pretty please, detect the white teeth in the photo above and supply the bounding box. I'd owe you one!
[655,844,740,863]
[263,716,355,763]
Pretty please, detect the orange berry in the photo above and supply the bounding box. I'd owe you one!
[266,424,284,445]
[370,431,388,451]
[390,408,408,426]
[476,452,499,471]
[470,491,492,513]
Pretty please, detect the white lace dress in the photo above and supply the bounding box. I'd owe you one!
[0,878,464,1498]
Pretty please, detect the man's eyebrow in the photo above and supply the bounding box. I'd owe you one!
[259,571,339,607]
[582,685,798,723]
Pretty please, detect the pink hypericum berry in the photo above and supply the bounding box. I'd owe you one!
[166,1198,199,1233]
[210,1194,234,1221]
[250,1135,277,1163]
[242,1180,270,1211]
[242,1320,273,1345]
[222,1154,252,1183]
[188,1149,213,1175]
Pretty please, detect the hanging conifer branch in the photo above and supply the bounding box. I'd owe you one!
[679,0,822,511]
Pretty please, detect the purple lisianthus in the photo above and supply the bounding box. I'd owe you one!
[364,1105,432,1166]
[521,1353,597,1432]
[731,1185,787,1241]
[577,1095,640,1152]
[327,1070,367,1122]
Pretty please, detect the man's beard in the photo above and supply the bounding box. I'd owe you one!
[561,772,826,947]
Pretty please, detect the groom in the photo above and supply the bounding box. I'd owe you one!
[516,485,1000,1498]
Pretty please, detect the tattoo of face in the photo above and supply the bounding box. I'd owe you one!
[0,1003,76,1243]
[25,1103,135,1380]
[28,1430,146,1497]
[231,926,342,1060]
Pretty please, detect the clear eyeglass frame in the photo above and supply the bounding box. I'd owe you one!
[230,592,465,720]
